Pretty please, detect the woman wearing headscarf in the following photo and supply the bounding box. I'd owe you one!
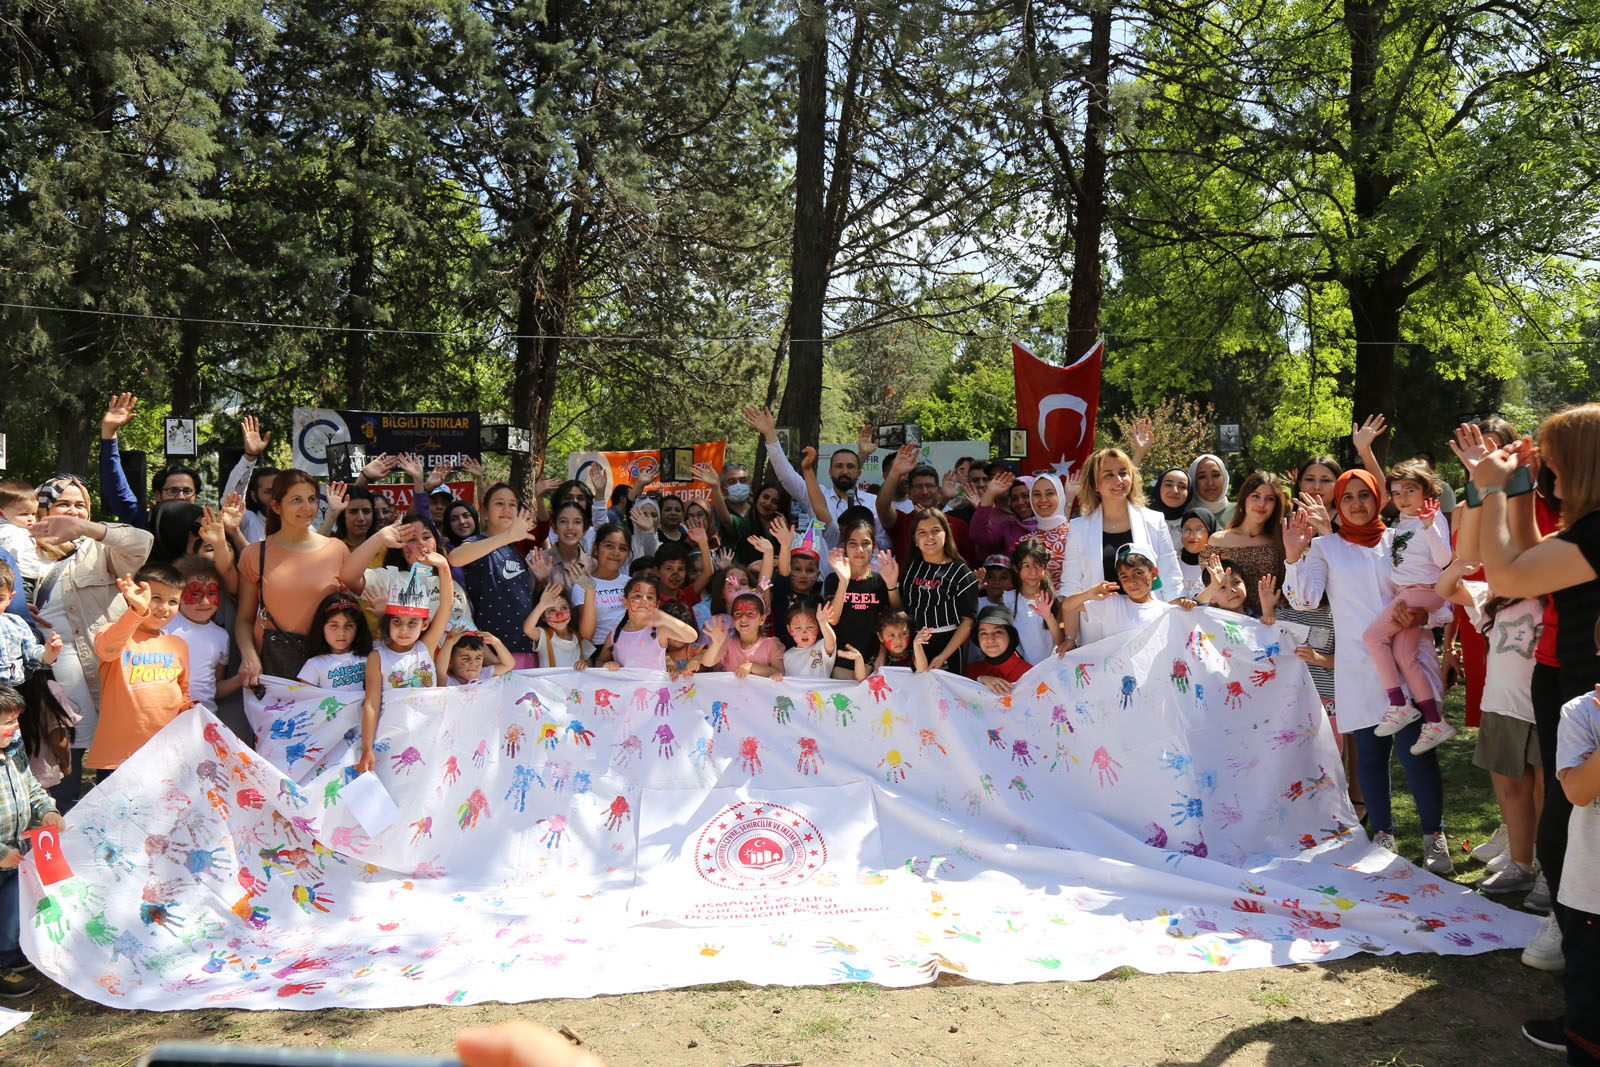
[1281,469,1451,874]
[1187,454,1235,525]
[1152,468,1193,551]
[1029,473,1074,590]
[28,475,154,807]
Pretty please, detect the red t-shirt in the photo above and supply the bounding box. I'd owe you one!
[965,651,1030,684]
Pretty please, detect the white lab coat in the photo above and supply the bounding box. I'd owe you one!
[1281,531,1444,734]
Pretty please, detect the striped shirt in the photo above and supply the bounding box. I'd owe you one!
[901,557,980,634]
[1275,601,1336,706]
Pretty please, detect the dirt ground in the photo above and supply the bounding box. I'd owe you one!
[7,947,1563,1067]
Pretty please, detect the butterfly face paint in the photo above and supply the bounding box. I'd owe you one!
[179,578,222,624]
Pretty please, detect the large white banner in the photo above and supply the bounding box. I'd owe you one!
[23,609,1537,1010]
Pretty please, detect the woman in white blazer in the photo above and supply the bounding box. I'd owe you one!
[1061,448,1185,602]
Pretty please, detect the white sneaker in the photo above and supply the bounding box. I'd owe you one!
[1423,832,1454,876]
[1486,849,1514,872]
[1409,718,1458,755]
[1470,823,1509,863]
[1374,830,1398,854]
[1524,869,1552,913]
[1478,861,1535,894]
[1521,912,1564,971]
[1373,704,1420,737]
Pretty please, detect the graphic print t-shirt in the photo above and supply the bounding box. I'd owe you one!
[460,536,535,655]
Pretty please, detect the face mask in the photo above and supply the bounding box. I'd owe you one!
[726,483,752,503]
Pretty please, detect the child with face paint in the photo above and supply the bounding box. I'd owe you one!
[523,584,593,670]
[703,590,785,680]
[164,556,237,712]
[436,630,516,686]
[595,576,700,671]
[355,555,454,773]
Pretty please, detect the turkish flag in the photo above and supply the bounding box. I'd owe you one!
[24,826,71,887]
[1012,338,1102,478]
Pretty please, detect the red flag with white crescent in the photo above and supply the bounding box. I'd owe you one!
[1012,338,1103,477]
[25,825,72,887]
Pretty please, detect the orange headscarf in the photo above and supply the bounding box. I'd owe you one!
[1334,469,1386,548]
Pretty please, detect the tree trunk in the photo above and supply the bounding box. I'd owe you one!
[1347,276,1400,462]
[1064,4,1111,357]
[1343,0,1396,457]
[777,0,829,452]
[343,116,374,409]
[511,271,565,500]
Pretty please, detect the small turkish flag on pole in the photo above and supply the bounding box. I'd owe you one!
[1011,338,1104,478]
[24,826,71,887]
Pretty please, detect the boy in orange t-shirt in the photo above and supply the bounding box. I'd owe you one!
[86,564,192,772]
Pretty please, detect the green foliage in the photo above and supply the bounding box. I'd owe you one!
[899,341,1015,443]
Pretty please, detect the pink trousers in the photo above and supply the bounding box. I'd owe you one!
[1362,584,1444,700]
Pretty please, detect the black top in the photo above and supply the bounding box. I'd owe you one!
[1555,508,1600,689]
[1101,529,1135,585]
[900,557,980,633]
[824,570,891,662]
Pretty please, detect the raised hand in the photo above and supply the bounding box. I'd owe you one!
[768,513,794,545]
[511,505,537,539]
[630,503,658,531]
[1472,440,1522,490]
[686,516,710,546]
[198,507,227,551]
[1129,416,1154,454]
[1282,509,1314,560]
[1061,470,1083,503]
[713,548,734,571]
[325,482,349,513]
[1257,574,1280,613]
[800,446,818,473]
[527,547,553,583]
[962,485,982,509]
[241,414,271,457]
[741,404,778,440]
[460,455,484,479]
[985,469,1014,504]
[1449,422,1489,473]
[424,461,454,491]
[101,393,138,438]
[1351,414,1388,453]
[1031,590,1055,618]
[1417,498,1440,525]
[117,574,153,616]
[913,627,933,647]
[1295,492,1331,535]
[690,462,719,487]
[361,453,398,482]
[857,423,876,455]
[220,492,246,532]
[889,442,920,477]
[873,550,899,587]
[536,476,564,496]
[42,632,63,663]
[827,546,848,574]
[396,453,425,481]
[747,534,774,557]
[940,468,960,501]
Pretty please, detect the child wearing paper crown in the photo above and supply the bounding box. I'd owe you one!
[0,684,63,998]
[355,555,453,774]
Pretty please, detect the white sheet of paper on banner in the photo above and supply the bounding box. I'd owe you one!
[630,784,895,926]
[1273,620,1313,647]
[340,772,401,836]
